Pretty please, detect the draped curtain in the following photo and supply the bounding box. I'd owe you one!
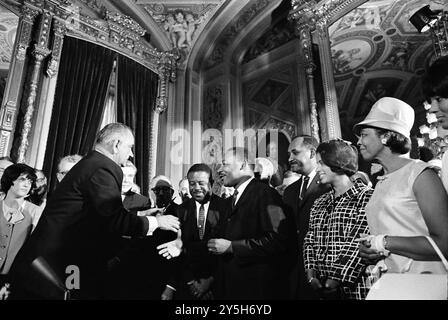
[43,37,115,193]
[116,55,158,197]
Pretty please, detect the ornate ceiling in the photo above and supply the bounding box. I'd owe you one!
[0,0,445,139]
[0,4,18,72]
[328,0,448,140]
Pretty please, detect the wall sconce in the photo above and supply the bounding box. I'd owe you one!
[409,5,448,57]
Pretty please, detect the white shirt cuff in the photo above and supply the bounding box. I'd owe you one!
[146,216,158,236]
[166,285,176,291]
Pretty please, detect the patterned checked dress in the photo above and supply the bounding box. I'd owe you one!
[303,180,373,299]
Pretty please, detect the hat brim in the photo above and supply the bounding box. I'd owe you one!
[353,119,410,139]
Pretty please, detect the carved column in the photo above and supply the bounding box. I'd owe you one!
[313,20,341,139]
[17,10,52,163]
[150,51,177,178]
[289,0,321,142]
[47,17,67,77]
[0,5,40,157]
[28,14,68,168]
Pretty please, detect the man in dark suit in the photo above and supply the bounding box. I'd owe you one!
[207,147,297,300]
[173,163,227,300]
[9,123,180,299]
[110,175,179,300]
[283,135,331,299]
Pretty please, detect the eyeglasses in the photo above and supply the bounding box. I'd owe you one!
[152,187,172,193]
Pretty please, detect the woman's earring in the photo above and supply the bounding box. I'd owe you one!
[381,138,387,145]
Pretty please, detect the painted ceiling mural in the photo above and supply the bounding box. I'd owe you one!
[0,3,18,105]
[328,0,448,140]
[0,4,18,71]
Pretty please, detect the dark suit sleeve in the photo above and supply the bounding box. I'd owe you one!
[87,168,149,237]
[231,190,290,263]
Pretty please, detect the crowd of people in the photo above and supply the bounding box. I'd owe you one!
[0,56,448,300]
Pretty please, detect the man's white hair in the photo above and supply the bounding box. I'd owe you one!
[95,123,133,146]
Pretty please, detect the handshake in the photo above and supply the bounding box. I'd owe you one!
[137,207,183,259]
[138,207,180,233]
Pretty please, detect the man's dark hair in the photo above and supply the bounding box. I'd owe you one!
[225,147,255,171]
[28,169,48,206]
[1,163,37,193]
[422,55,448,101]
[187,163,214,185]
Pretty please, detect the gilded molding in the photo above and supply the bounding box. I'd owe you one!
[47,18,66,77]
[314,0,367,26]
[105,10,146,38]
[295,23,320,141]
[24,1,181,81]
[15,6,40,61]
[0,130,10,157]
[17,43,50,164]
[290,0,366,29]
[288,0,318,31]
[155,49,179,114]
[62,6,170,75]
[36,10,52,49]
[315,21,339,139]
[25,0,44,10]
[1,101,17,130]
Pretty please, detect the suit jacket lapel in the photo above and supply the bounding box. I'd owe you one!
[298,175,319,208]
[204,199,219,239]
[231,179,255,214]
[185,200,199,240]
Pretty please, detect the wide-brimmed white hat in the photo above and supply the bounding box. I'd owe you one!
[353,97,415,139]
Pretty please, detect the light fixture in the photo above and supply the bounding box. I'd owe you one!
[409,5,448,57]
[409,5,438,32]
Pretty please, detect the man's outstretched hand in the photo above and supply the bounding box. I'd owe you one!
[157,229,183,259]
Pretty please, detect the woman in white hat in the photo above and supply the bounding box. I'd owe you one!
[353,97,448,293]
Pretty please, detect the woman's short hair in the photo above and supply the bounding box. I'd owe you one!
[1,163,37,193]
[316,139,358,176]
[373,127,411,154]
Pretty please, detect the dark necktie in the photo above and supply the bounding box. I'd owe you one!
[198,204,205,240]
[231,189,239,210]
[299,176,310,201]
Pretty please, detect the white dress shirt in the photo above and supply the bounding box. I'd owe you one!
[233,176,254,206]
[299,168,317,196]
